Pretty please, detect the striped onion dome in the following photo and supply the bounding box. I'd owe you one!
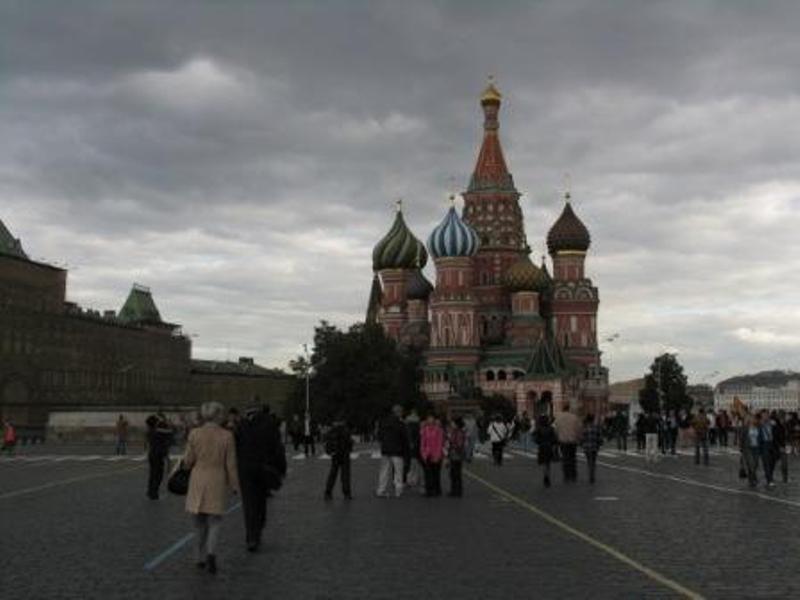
[372,209,428,271]
[406,269,433,300]
[505,254,547,292]
[427,206,480,259]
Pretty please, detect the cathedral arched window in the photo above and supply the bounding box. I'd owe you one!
[486,370,495,382]
[498,370,507,381]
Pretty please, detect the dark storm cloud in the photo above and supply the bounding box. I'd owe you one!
[2,0,800,381]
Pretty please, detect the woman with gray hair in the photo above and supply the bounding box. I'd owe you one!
[183,401,240,574]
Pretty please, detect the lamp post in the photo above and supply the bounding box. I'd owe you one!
[303,344,311,423]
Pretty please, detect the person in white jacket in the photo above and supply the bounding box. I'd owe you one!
[488,414,510,466]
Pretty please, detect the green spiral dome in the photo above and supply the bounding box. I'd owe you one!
[505,254,548,292]
[372,210,428,271]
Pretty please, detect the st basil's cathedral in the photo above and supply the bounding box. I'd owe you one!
[367,81,609,418]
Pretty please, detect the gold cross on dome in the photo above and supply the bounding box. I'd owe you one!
[395,198,403,212]
[563,172,572,200]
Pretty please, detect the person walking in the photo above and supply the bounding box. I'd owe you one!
[182,402,239,574]
[403,409,422,487]
[302,415,316,457]
[772,411,789,483]
[420,413,445,497]
[488,414,510,466]
[464,414,478,463]
[742,412,763,488]
[643,412,660,463]
[666,410,679,455]
[553,403,582,482]
[376,405,408,498]
[2,419,17,456]
[581,414,603,484]
[518,411,533,453]
[289,414,303,452]
[759,411,775,487]
[614,411,628,452]
[145,413,174,500]
[635,413,646,452]
[115,414,129,456]
[236,405,286,552]
[324,415,353,500]
[447,417,467,497]
[533,415,557,487]
[692,409,710,466]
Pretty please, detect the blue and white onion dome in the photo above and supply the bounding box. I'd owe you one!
[427,204,480,258]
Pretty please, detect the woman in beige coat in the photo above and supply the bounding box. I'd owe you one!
[183,402,240,574]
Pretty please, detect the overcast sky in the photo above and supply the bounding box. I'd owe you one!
[2,0,800,383]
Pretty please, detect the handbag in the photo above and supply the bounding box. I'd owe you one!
[263,464,284,491]
[167,460,191,496]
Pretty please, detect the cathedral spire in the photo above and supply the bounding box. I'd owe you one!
[469,77,514,193]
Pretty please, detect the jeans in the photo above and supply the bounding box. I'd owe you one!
[521,432,533,453]
[325,457,352,497]
[147,453,168,498]
[695,435,709,465]
[744,448,760,487]
[491,442,505,466]
[585,450,598,483]
[194,513,222,560]
[303,435,316,457]
[449,460,463,496]
[115,439,127,455]
[761,448,774,483]
[377,455,404,496]
[423,459,442,496]
[616,432,627,451]
[560,443,577,481]
[645,433,659,462]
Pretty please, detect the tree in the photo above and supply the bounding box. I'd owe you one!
[287,320,426,435]
[639,353,692,414]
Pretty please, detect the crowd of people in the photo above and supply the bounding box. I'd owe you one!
[144,403,286,575]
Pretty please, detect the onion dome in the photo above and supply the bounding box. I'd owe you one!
[547,196,590,254]
[372,208,428,271]
[505,253,547,293]
[427,204,480,259]
[406,269,433,301]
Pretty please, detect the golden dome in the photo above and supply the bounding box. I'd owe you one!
[505,254,547,292]
[480,76,502,104]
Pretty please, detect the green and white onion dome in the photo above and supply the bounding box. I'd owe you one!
[427,206,480,258]
[372,210,428,271]
[505,254,548,292]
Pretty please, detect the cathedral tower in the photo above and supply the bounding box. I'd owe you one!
[546,194,600,368]
[461,79,527,344]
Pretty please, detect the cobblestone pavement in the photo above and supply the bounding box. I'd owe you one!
[2,442,799,599]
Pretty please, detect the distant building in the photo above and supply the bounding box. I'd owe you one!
[0,218,291,440]
[715,371,800,412]
[190,357,295,415]
[608,378,645,425]
[687,384,714,411]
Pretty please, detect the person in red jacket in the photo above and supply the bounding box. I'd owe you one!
[420,414,445,497]
[2,419,17,455]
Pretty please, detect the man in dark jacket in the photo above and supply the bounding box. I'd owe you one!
[146,413,174,500]
[235,406,286,552]
[324,415,353,500]
[376,405,409,497]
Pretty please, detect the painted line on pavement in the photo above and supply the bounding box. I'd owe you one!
[143,502,242,572]
[464,468,704,600]
[0,464,144,501]
[510,449,800,510]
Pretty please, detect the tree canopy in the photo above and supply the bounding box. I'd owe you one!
[638,353,693,414]
[287,320,427,432]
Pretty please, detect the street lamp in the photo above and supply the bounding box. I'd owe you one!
[302,344,311,424]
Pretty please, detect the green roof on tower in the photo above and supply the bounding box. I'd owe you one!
[0,219,28,259]
[118,283,163,324]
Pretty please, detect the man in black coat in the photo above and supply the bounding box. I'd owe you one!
[235,405,286,552]
[324,415,353,500]
[146,413,174,500]
[376,405,409,497]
